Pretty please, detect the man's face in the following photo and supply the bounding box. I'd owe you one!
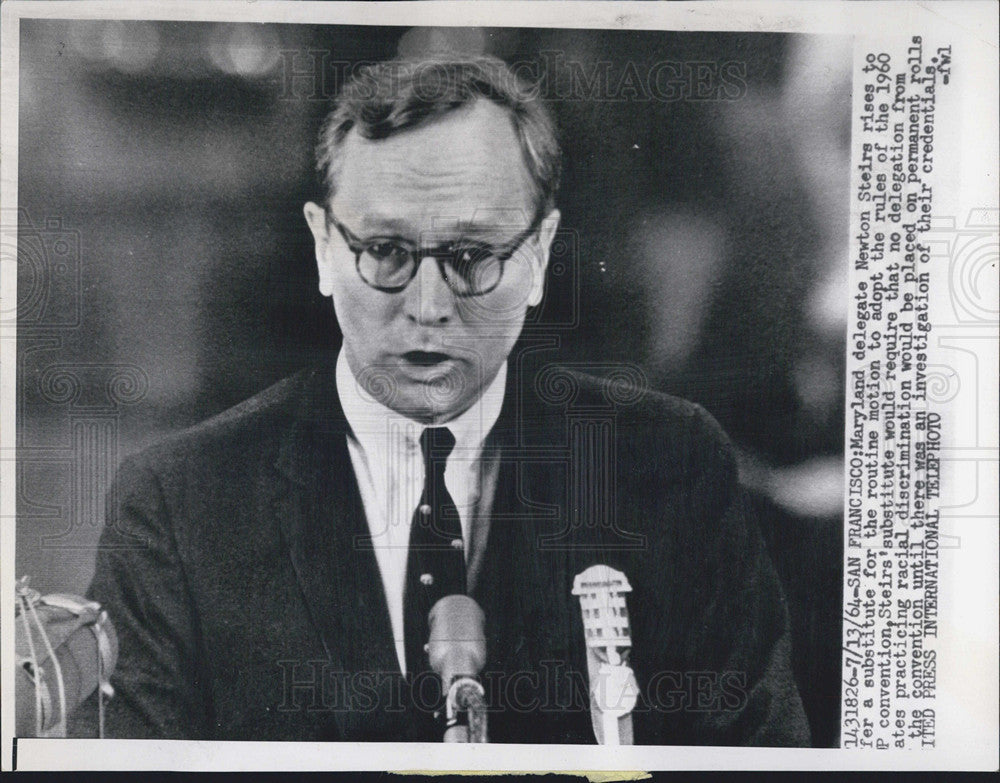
[304,99,560,423]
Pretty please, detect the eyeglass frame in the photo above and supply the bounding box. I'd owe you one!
[324,207,547,297]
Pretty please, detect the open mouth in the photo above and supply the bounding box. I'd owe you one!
[402,350,452,367]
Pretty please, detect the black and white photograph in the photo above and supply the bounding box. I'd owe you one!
[2,0,997,773]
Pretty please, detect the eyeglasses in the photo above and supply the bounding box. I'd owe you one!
[326,211,542,297]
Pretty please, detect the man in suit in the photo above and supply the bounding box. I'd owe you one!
[75,56,810,745]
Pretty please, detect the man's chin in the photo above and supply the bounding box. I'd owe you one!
[390,378,472,424]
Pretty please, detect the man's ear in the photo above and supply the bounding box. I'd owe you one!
[303,201,334,297]
[527,208,561,308]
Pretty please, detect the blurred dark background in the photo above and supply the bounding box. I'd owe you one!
[16,21,848,746]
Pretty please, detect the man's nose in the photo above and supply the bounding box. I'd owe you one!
[404,255,456,325]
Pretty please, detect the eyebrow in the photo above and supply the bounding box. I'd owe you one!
[347,215,531,245]
[350,216,414,236]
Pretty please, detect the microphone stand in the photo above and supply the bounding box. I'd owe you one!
[443,677,488,743]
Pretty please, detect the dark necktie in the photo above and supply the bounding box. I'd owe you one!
[403,426,466,684]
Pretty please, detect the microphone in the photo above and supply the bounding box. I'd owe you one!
[572,564,639,745]
[15,577,118,738]
[426,594,488,743]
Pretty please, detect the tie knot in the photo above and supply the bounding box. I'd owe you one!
[419,426,456,465]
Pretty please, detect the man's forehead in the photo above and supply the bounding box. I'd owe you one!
[331,100,536,232]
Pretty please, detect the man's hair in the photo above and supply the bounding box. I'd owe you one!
[315,56,562,218]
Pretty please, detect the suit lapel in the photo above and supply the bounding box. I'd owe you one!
[473,365,594,743]
[272,366,402,739]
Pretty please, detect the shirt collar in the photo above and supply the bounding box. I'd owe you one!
[336,349,507,457]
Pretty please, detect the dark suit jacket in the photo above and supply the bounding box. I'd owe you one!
[73,357,810,745]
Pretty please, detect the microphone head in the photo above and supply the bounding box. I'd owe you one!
[427,594,486,685]
[15,590,118,736]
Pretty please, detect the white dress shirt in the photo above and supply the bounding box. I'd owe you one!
[335,350,507,674]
